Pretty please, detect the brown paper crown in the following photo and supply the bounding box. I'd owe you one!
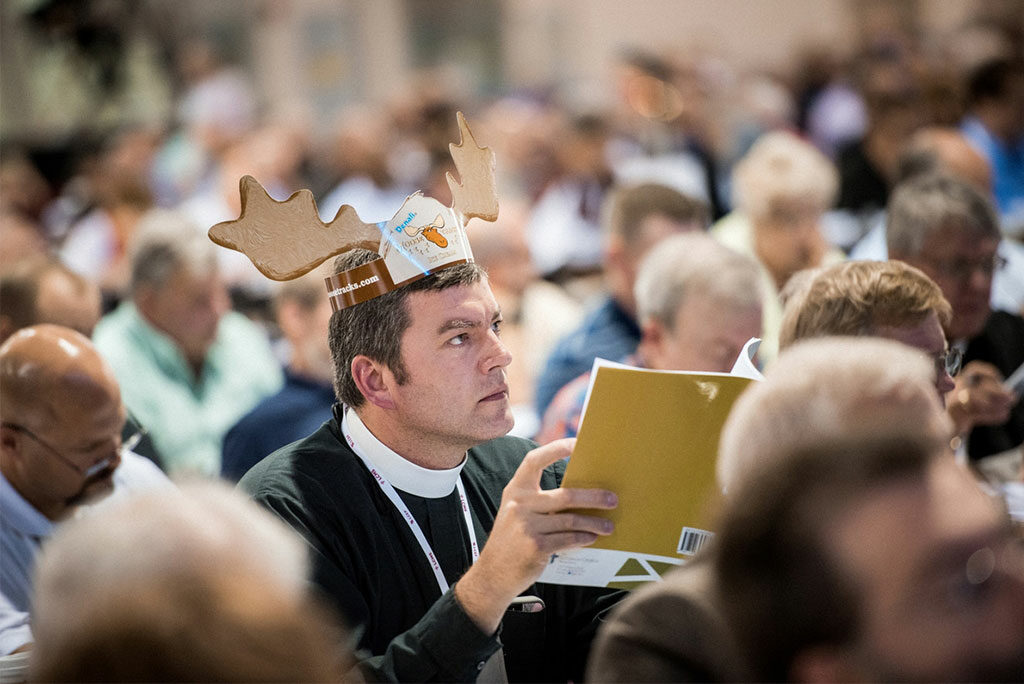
[208,112,498,310]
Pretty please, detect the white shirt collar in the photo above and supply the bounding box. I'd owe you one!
[343,408,466,499]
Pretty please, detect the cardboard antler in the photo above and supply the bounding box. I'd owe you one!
[209,112,497,288]
[447,111,498,225]
[208,176,382,281]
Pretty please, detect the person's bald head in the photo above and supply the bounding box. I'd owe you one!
[897,127,993,194]
[0,325,125,519]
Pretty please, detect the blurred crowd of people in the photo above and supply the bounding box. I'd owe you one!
[1,6,1023,682]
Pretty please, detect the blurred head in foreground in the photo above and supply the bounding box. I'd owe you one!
[29,482,350,682]
[714,336,1023,682]
[717,337,952,494]
[715,433,1024,682]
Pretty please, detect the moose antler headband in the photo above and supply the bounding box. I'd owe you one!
[208,112,498,310]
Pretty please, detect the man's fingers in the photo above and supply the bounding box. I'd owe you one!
[536,486,618,513]
[536,531,601,554]
[510,438,576,486]
[533,510,614,536]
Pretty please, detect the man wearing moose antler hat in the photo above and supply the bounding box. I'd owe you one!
[217,114,622,682]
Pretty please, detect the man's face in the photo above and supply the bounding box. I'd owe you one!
[16,396,125,517]
[752,197,828,290]
[826,457,1024,681]
[142,266,229,365]
[643,295,761,373]
[905,227,998,341]
[874,311,956,401]
[386,280,513,454]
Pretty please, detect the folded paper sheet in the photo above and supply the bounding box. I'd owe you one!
[538,338,762,588]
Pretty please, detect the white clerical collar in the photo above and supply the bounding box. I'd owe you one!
[343,407,466,499]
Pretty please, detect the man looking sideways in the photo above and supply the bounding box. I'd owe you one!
[241,250,620,682]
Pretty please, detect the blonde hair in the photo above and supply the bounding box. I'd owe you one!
[732,131,838,219]
[778,260,952,349]
[717,337,951,494]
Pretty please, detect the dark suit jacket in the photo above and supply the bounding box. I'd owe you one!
[964,310,1024,460]
[586,555,750,682]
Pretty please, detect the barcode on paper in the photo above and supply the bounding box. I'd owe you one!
[677,527,714,556]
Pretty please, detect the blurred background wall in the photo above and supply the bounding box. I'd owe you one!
[4,0,1020,141]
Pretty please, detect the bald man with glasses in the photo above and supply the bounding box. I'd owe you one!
[0,325,169,655]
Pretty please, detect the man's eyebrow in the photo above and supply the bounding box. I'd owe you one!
[437,318,480,334]
[437,309,503,335]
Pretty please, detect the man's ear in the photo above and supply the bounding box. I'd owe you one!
[0,423,26,474]
[637,319,666,367]
[133,283,155,316]
[351,355,397,410]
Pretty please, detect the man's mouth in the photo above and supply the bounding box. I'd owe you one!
[480,387,509,403]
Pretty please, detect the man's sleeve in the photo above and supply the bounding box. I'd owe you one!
[349,588,501,682]
[0,593,32,656]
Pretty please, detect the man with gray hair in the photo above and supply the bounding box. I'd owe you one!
[93,209,282,476]
[537,232,761,442]
[717,337,953,494]
[887,173,1022,461]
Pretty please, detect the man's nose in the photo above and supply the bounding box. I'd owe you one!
[482,330,512,372]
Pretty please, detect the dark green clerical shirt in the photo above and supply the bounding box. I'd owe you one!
[240,407,621,682]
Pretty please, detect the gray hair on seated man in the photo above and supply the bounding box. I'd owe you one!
[717,337,953,495]
[28,482,350,682]
[635,232,761,330]
[887,173,1000,265]
[633,232,762,373]
[129,209,219,295]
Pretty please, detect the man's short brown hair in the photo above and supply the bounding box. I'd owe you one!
[328,250,485,407]
[778,260,952,350]
[603,183,708,246]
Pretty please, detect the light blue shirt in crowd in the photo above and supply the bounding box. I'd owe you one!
[93,302,283,477]
[0,453,171,654]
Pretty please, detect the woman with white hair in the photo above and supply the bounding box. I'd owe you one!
[711,130,845,361]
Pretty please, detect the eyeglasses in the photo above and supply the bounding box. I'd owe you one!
[936,347,963,378]
[1,416,145,478]
[929,254,1007,281]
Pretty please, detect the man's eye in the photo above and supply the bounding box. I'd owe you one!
[449,333,469,346]
[491,320,503,335]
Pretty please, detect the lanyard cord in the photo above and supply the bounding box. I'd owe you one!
[341,412,479,594]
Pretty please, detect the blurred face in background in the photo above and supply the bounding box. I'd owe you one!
[641,294,762,373]
[137,265,229,368]
[908,225,999,341]
[753,196,828,291]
